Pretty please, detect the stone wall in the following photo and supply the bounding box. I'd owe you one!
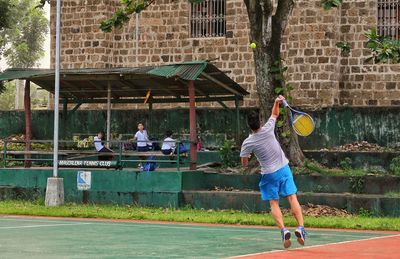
[50,0,400,109]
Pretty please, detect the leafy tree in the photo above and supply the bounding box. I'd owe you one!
[0,81,16,110]
[0,0,13,93]
[2,0,48,68]
[0,0,11,31]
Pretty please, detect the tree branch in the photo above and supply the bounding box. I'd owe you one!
[273,0,295,38]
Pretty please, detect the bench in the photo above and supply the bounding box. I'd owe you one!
[1,147,188,170]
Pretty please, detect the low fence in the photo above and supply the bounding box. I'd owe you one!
[0,139,191,171]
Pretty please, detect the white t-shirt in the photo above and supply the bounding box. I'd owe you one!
[94,136,104,151]
[240,117,289,174]
[161,137,176,151]
[135,130,149,147]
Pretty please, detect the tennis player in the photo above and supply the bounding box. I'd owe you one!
[240,95,306,248]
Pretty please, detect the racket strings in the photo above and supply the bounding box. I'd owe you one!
[293,114,314,136]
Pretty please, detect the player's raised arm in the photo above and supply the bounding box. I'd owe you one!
[271,95,285,119]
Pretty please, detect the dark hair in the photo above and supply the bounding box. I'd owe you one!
[98,131,105,140]
[247,111,260,131]
[165,130,173,137]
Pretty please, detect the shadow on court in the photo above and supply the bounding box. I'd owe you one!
[0,216,398,259]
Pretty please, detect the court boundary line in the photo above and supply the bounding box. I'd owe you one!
[0,215,390,238]
[1,214,398,235]
[0,222,93,229]
[226,234,400,258]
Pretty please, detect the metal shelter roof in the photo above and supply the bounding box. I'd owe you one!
[0,61,248,103]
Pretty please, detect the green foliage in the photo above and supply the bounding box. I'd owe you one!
[2,0,48,68]
[0,81,16,110]
[321,0,343,10]
[100,0,155,32]
[364,28,400,63]
[389,156,400,176]
[300,159,370,177]
[219,140,238,168]
[385,191,400,198]
[270,60,293,143]
[0,0,12,31]
[340,157,352,170]
[349,175,365,194]
[73,135,94,149]
[358,208,373,217]
[336,41,351,56]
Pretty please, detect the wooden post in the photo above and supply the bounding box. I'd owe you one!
[24,80,32,168]
[188,80,197,170]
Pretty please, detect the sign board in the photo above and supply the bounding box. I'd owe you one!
[77,171,91,190]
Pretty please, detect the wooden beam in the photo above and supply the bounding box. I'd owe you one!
[200,72,242,96]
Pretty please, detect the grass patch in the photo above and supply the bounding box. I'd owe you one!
[294,160,371,177]
[0,200,399,231]
[385,191,400,198]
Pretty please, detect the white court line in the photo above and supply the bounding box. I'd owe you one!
[85,221,387,238]
[0,216,391,238]
[226,234,400,258]
[0,217,84,224]
[0,222,93,230]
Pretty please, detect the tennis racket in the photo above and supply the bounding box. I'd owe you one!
[281,100,315,137]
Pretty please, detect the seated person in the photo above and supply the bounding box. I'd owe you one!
[161,130,188,155]
[94,131,114,161]
[161,130,176,155]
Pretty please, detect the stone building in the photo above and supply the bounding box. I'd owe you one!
[50,0,400,109]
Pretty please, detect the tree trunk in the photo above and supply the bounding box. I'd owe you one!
[24,80,32,168]
[245,0,305,166]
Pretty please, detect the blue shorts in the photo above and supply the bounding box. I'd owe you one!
[259,164,297,200]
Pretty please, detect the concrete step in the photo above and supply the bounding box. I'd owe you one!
[182,190,400,217]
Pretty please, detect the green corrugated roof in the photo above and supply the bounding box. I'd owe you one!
[0,68,54,81]
[0,61,249,100]
[146,61,208,80]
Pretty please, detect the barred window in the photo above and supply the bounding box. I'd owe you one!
[190,0,226,38]
[377,0,400,39]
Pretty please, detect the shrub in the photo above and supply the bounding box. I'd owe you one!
[219,140,239,168]
[389,156,400,176]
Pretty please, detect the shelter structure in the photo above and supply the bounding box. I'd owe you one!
[0,61,249,169]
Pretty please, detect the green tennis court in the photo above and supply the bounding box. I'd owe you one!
[0,216,395,259]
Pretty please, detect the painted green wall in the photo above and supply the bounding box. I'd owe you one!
[299,107,400,149]
[0,169,182,206]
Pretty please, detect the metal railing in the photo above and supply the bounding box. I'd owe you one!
[0,139,190,171]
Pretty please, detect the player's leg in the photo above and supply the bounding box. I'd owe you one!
[286,194,306,245]
[260,171,292,248]
[279,164,307,245]
[269,200,291,248]
[286,194,303,226]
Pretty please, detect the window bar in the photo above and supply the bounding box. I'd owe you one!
[217,0,220,36]
[206,0,209,37]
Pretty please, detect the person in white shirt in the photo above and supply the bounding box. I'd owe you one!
[94,131,113,161]
[161,130,176,155]
[133,122,150,152]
